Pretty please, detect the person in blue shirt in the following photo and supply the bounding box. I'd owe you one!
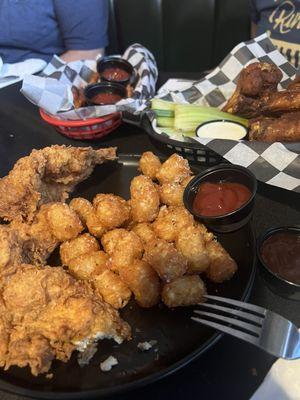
[0,0,108,63]
[250,0,300,68]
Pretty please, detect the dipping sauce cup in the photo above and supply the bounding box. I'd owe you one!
[84,82,127,106]
[97,56,134,86]
[257,226,300,300]
[183,164,257,233]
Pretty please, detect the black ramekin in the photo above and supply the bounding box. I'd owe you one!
[84,81,127,106]
[183,164,257,233]
[257,226,300,301]
[97,56,134,86]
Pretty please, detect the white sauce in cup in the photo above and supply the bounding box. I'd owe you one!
[196,121,247,140]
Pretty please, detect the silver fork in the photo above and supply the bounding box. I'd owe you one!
[192,295,300,359]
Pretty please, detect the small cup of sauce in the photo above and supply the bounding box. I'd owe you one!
[183,164,257,233]
[84,82,127,106]
[257,227,300,300]
[97,56,134,86]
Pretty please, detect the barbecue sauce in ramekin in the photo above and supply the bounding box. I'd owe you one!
[260,231,300,285]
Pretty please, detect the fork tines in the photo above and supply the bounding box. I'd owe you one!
[192,295,267,345]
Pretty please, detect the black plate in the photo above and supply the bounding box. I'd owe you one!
[0,154,256,399]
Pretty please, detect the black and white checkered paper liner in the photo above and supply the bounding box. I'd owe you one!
[21,43,158,120]
[153,33,300,192]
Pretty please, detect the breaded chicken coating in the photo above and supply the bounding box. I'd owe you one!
[0,264,131,376]
[162,275,206,307]
[0,145,116,223]
[120,259,160,308]
[130,175,160,223]
[156,153,191,184]
[139,151,162,180]
[152,205,194,242]
[144,238,187,282]
[205,240,237,283]
[176,225,210,274]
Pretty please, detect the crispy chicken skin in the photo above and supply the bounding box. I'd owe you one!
[260,90,300,116]
[0,264,131,376]
[0,145,116,223]
[249,112,300,142]
[222,62,282,118]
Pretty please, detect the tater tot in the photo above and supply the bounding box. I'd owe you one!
[93,270,132,309]
[93,194,130,229]
[205,240,237,283]
[60,233,99,266]
[68,251,108,280]
[139,151,162,180]
[69,197,93,224]
[130,175,160,223]
[131,223,156,245]
[144,238,187,282]
[101,229,128,255]
[159,182,184,206]
[162,275,206,307]
[109,231,144,273]
[156,153,191,184]
[181,175,194,188]
[86,210,106,239]
[120,259,160,308]
[152,205,194,242]
[46,203,84,241]
[176,225,210,274]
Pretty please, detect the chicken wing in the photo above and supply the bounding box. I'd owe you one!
[0,145,116,223]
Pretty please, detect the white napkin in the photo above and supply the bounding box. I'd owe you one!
[0,58,46,89]
[251,356,300,399]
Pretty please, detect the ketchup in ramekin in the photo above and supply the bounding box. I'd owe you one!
[193,181,252,217]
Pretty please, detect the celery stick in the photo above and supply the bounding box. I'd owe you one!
[156,117,175,128]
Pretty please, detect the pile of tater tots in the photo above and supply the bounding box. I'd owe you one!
[60,152,237,310]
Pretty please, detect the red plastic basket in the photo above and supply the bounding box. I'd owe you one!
[39,109,122,140]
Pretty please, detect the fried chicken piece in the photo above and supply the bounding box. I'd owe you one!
[249,112,300,142]
[205,240,237,283]
[0,226,24,276]
[222,62,282,118]
[156,154,191,184]
[0,264,131,376]
[139,151,162,180]
[162,275,206,307]
[176,225,210,274]
[93,194,131,229]
[144,238,187,282]
[152,205,194,242]
[0,145,116,223]
[131,223,157,245]
[60,233,100,266]
[71,86,87,108]
[120,259,160,308]
[287,75,300,90]
[130,175,160,223]
[260,90,300,116]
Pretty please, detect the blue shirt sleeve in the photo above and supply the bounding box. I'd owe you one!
[249,0,259,24]
[53,0,108,50]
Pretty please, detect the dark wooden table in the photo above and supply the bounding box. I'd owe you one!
[0,80,299,400]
